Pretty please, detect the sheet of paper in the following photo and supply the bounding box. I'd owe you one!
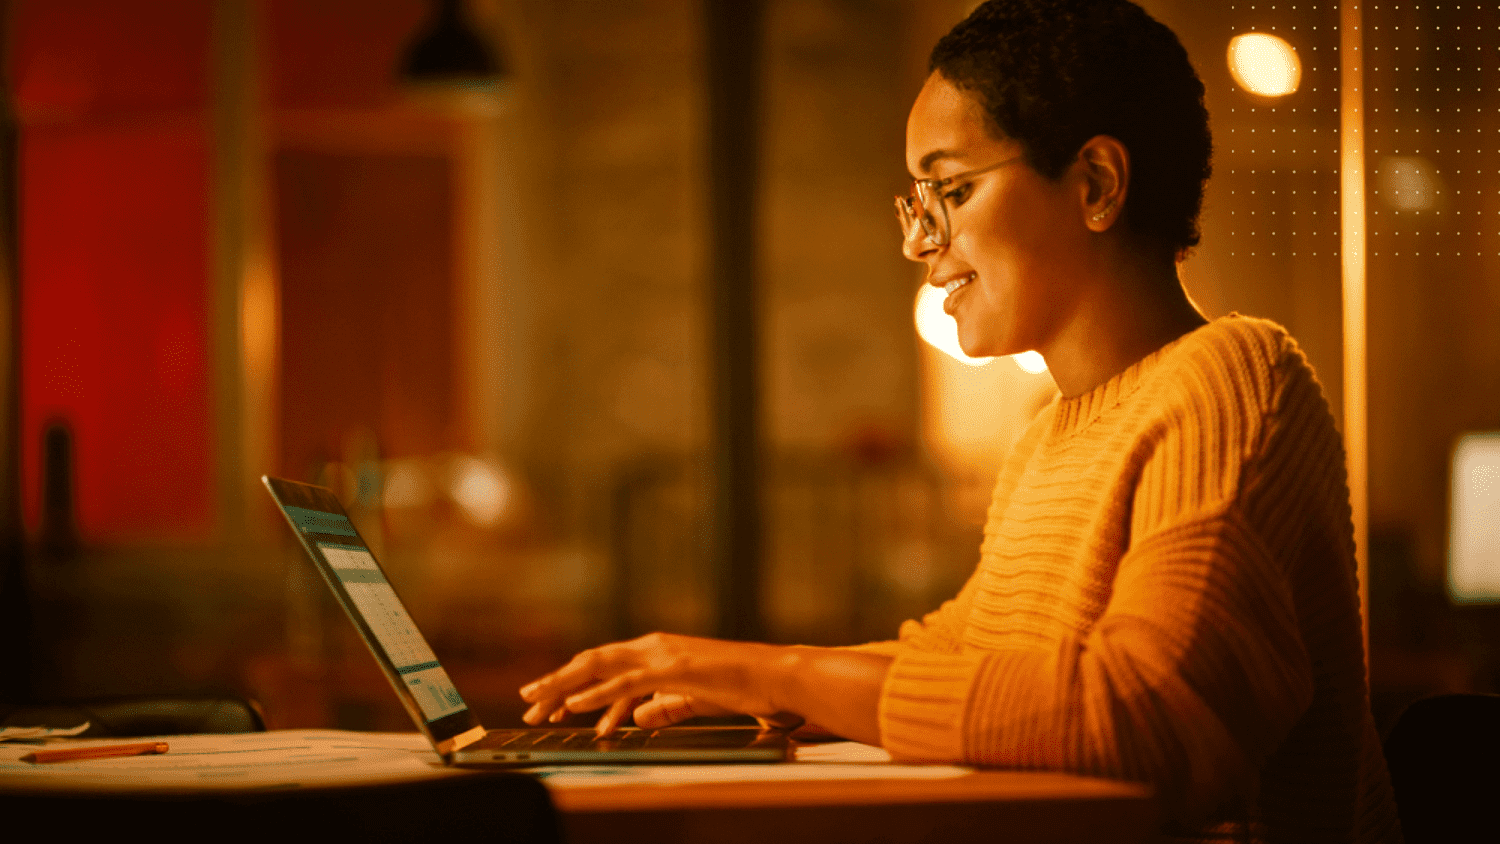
[0,731,970,794]
[791,741,895,763]
[0,722,91,741]
[0,730,458,793]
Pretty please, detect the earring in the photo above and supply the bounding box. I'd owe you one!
[1091,201,1117,223]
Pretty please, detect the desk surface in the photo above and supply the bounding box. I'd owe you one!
[551,766,1148,812]
[0,730,1157,844]
[551,766,1155,844]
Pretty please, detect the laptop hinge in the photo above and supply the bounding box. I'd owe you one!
[439,725,488,756]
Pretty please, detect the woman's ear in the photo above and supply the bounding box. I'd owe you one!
[1078,135,1129,232]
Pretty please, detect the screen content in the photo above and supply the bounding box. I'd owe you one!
[317,542,468,723]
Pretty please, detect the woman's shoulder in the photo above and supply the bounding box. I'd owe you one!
[1152,313,1313,410]
[1174,313,1297,373]
[1120,316,1339,528]
[1128,314,1334,464]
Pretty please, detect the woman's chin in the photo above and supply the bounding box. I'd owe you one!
[955,337,1003,360]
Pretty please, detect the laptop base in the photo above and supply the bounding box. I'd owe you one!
[451,725,790,766]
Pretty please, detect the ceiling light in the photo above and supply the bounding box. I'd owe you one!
[1228,33,1301,97]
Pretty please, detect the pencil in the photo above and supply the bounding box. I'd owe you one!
[21,741,169,764]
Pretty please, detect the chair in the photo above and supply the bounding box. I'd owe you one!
[1383,692,1500,843]
[0,694,265,736]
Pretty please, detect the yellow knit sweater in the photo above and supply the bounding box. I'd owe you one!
[869,316,1401,842]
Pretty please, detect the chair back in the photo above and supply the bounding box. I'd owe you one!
[0,695,265,737]
[1384,692,1500,842]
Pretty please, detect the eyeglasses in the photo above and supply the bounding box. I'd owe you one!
[894,154,1025,246]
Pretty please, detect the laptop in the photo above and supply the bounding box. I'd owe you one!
[262,475,790,766]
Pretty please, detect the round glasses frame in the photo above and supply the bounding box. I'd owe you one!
[894,154,1025,246]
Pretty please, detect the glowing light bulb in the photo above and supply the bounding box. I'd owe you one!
[448,455,511,526]
[1013,351,1048,374]
[914,283,992,367]
[1227,33,1301,97]
[913,284,1049,374]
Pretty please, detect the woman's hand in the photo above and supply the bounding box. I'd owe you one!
[518,633,800,735]
[519,634,893,743]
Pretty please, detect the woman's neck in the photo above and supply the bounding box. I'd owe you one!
[1042,258,1208,398]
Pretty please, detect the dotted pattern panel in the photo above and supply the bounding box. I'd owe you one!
[1358,3,1500,581]
[1365,4,1500,258]
[1222,4,1344,262]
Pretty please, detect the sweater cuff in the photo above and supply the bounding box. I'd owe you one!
[878,648,987,761]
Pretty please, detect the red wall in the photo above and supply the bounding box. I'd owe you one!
[12,0,214,541]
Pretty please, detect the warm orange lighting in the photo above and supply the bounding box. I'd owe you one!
[919,341,1054,477]
[913,285,1051,373]
[1378,155,1440,212]
[383,459,436,509]
[1013,351,1048,375]
[1339,0,1369,656]
[241,259,277,387]
[448,454,512,526]
[1228,33,1301,97]
[914,283,992,367]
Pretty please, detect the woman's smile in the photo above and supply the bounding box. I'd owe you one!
[940,272,976,315]
[904,73,1096,362]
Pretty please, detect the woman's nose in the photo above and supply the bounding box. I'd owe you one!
[902,224,940,262]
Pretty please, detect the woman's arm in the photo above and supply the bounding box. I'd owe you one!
[518,633,892,745]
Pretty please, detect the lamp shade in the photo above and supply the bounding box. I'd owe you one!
[400,0,503,84]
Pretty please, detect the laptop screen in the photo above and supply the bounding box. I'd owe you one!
[265,477,483,752]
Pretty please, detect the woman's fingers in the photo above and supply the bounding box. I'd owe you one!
[594,696,639,736]
[564,668,656,713]
[523,638,663,700]
[521,633,774,726]
[520,648,606,703]
[633,693,702,728]
[522,696,567,725]
[520,643,661,727]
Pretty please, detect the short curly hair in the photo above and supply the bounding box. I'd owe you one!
[930,0,1212,257]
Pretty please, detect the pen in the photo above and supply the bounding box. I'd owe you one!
[21,741,169,764]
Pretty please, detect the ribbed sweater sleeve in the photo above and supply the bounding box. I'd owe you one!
[872,317,1399,840]
[881,509,1313,816]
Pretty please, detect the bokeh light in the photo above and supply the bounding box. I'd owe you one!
[1013,351,1048,374]
[1378,155,1441,212]
[1449,433,1500,604]
[914,283,1050,373]
[448,455,512,527]
[914,282,993,367]
[1227,33,1301,97]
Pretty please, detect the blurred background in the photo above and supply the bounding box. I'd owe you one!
[0,0,1495,735]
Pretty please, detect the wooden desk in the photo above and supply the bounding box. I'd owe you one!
[552,768,1157,844]
[0,731,1156,843]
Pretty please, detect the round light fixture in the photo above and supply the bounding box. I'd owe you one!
[1227,33,1301,97]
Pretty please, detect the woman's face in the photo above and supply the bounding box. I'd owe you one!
[903,73,1095,360]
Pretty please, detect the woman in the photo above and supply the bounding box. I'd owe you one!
[521,1,1402,839]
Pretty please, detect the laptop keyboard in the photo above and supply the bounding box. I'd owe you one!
[481,728,653,750]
